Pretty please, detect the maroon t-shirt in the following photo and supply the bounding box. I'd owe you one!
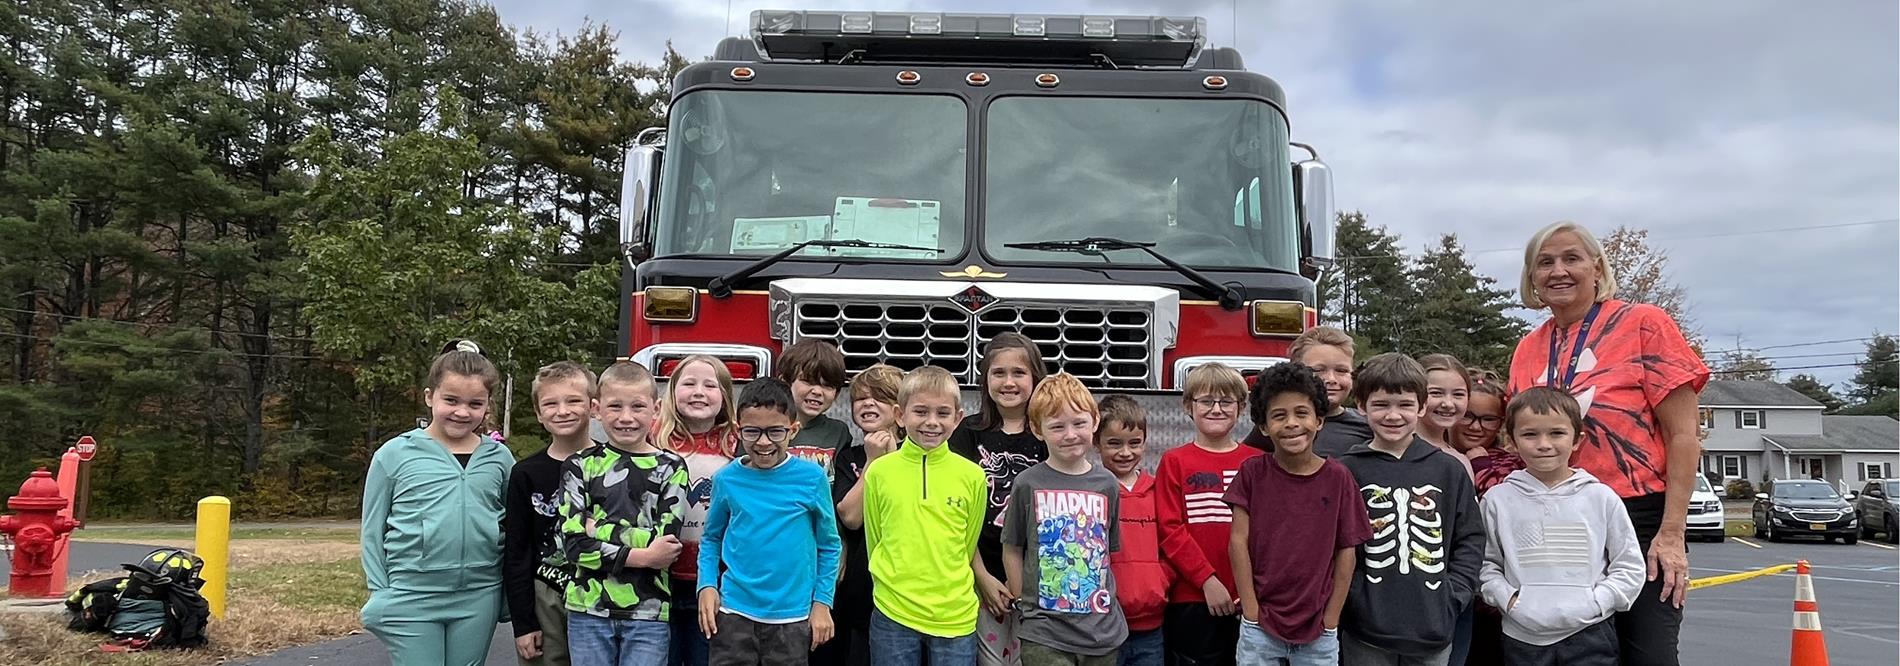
[1222,455,1372,645]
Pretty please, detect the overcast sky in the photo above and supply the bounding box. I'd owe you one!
[490,0,1900,390]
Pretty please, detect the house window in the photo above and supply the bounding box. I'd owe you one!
[1739,410,1763,429]
[1719,455,1746,479]
[1860,462,1894,481]
[1700,408,1714,430]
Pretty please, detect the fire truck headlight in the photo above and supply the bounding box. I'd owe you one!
[644,286,699,323]
[1250,300,1305,338]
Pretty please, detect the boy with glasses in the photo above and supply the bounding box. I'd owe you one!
[1155,363,1263,666]
[696,378,844,666]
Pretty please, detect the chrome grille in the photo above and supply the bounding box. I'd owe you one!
[1791,509,1843,522]
[774,278,1179,389]
[796,301,974,378]
[975,305,1152,389]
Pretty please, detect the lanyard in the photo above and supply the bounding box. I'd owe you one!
[1546,302,1604,391]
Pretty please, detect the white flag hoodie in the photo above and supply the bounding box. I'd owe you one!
[1478,468,1645,646]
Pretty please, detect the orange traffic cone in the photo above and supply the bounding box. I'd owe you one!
[1790,559,1829,666]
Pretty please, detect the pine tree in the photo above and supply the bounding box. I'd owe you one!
[1404,234,1528,372]
[1328,212,1415,356]
[1784,374,1844,413]
[1847,334,1898,408]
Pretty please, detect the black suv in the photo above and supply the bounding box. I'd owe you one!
[1856,479,1900,544]
[1753,479,1859,544]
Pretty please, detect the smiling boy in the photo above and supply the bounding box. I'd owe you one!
[1336,353,1484,666]
[1226,363,1371,665]
[1242,326,1372,458]
[778,340,854,477]
[1000,373,1127,665]
[1479,387,1643,666]
[696,378,843,666]
[864,366,988,666]
[1155,362,1262,666]
[504,361,600,665]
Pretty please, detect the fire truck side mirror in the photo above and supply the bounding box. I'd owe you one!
[1292,144,1335,276]
[621,130,666,269]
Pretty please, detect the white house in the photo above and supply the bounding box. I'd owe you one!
[1697,380,1899,490]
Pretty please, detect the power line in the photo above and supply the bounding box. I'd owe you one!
[1332,218,1898,261]
[1709,359,1892,376]
[1752,337,1881,351]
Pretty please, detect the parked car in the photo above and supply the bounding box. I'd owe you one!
[1752,479,1859,544]
[1689,475,1726,542]
[1855,479,1900,544]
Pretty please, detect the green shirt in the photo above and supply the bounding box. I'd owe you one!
[558,442,689,620]
[864,439,988,637]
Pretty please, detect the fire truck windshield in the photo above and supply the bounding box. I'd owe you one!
[983,96,1299,272]
[653,90,968,260]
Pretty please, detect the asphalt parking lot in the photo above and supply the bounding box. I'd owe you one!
[1683,534,1897,664]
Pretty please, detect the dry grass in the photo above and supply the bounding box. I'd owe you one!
[0,538,367,665]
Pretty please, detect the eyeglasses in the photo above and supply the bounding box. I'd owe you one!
[1192,398,1239,410]
[1461,413,1503,428]
[737,426,792,443]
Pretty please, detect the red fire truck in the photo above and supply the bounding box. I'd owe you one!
[618,10,1335,442]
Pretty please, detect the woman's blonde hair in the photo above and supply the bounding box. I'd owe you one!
[654,354,738,450]
[1520,220,1618,309]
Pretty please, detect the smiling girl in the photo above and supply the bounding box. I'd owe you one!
[361,340,514,666]
[655,355,739,666]
[1417,353,1478,481]
[948,332,1049,666]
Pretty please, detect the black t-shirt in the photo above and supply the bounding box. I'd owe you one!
[1241,407,1374,459]
[502,447,579,636]
[947,417,1048,579]
[829,442,875,627]
[454,452,472,467]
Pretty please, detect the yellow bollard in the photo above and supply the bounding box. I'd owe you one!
[195,496,231,619]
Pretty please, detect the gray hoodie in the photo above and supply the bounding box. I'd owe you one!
[1478,469,1645,646]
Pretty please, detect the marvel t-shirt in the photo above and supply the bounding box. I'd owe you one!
[1000,463,1128,656]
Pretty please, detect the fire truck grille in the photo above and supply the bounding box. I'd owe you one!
[794,300,1153,389]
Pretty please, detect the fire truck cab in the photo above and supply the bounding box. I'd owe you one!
[620,10,1334,442]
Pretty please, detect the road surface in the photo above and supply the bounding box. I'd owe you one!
[0,540,163,581]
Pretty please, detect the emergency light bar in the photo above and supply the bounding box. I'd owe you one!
[750,10,1207,68]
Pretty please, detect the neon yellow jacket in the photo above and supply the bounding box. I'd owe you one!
[864,438,988,637]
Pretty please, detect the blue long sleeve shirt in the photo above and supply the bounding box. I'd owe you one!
[697,455,842,621]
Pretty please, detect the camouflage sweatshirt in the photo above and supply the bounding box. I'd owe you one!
[558,442,690,620]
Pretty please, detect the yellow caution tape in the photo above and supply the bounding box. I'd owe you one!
[1688,563,1797,591]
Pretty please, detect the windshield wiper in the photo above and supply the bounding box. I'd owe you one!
[708,238,943,298]
[1004,237,1245,310]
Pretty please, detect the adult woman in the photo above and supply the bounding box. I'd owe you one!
[1507,221,1708,666]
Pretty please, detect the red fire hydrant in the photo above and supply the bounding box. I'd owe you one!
[1,467,82,597]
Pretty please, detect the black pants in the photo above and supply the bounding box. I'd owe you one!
[1161,603,1237,666]
[708,612,811,666]
[1500,619,1618,666]
[1617,494,1681,666]
[810,616,871,666]
[1467,606,1505,666]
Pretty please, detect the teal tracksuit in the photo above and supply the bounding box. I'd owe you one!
[360,428,515,666]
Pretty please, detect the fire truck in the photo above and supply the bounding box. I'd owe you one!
[618,10,1335,444]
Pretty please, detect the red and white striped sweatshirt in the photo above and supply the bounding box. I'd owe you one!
[1154,441,1264,604]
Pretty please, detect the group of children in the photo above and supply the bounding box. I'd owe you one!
[361,328,1646,666]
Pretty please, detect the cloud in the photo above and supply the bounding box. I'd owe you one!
[487,0,1899,387]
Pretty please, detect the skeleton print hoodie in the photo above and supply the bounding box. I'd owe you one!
[1338,436,1485,657]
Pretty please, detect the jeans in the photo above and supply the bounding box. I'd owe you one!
[670,581,711,666]
[869,607,977,666]
[1448,604,1474,665]
[568,612,670,666]
[1236,619,1339,666]
[1118,628,1163,666]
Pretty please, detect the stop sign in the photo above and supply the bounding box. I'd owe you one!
[75,435,97,461]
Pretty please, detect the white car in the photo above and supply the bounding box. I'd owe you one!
[1689,475,1726,542]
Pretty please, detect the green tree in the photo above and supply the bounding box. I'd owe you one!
[1784,373,1845,413]
[293,91,616,444]
[1326,211,1416,355]
[1845,334,1898,413]
[1404,234,1527,372]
